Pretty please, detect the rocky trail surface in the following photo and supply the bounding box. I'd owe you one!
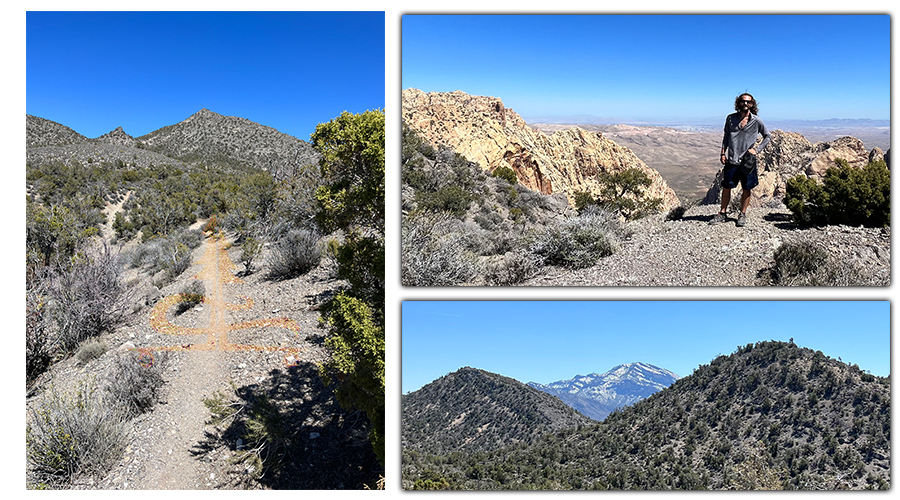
[31,232,380,489]
[522,204,890,287]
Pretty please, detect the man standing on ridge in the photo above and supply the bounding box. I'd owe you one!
[710,92,771,227]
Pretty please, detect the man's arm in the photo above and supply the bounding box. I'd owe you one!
[755,118,771,153]
[721,117,729,164]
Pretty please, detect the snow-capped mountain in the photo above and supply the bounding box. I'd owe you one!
[528,362,679,421]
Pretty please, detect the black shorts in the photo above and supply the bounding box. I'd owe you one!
[722,161,758,190]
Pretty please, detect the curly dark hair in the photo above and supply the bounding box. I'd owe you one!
[734,93,759,114]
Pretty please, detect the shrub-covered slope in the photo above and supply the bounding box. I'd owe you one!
[403,341,890,490]
[137,108,320,174]
[403,367,593,455]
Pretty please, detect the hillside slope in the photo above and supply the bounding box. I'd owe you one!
[403,341,890,490]
[403,367,593,455]
[25,110,320,176]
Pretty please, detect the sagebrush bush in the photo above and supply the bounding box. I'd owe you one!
[27,380,129,486]
[75,339,107,365]
[50,244,131,352]
[103,349,169,419]
[785,159,890,227]
[401,212,480,286]
[267,229,323,279]
[769,240,871,286]
[129,230,200,282]
[483,251,540,286]
[771,240,827,284]
[529,209,621,268]
[27,268,53,383]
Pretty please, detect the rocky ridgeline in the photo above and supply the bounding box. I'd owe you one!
[137,108,320,175]
[402,88,680,212]
[26,115,89,147]
[26,109,320,176]
[703,130,887,205]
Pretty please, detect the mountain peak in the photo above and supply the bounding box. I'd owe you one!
[95,125,135,146]
[529,362,679,421]
[188,108,221,120]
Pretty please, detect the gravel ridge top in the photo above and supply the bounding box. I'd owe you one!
[522,204,890,287]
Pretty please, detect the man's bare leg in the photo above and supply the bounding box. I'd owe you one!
[740,189,751,214]
[719,188,731,214]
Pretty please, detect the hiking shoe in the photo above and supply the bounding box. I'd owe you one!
[709,212,728,225]
[736,212,748,227]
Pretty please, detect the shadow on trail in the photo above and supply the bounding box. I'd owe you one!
[191,361,381,489]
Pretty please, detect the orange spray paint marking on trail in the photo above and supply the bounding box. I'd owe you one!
[143,238,304,367]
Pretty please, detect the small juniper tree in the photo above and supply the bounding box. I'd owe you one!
[313,109,385,465]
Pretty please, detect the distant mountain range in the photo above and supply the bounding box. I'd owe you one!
[524,115,889,130]
[403,341,891,490]
[528,362,679,421]
[26,109,320,178]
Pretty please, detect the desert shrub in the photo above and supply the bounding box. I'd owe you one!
[484,251,540,285]
[402,120,436,163]
[771,240,827,284]
[240,236,263,274]
[104,350,169,419]
[174,280,205,315]
[529,209,621,268]
[474,210,504,231]
[172,227,203,250]
[463,225,519,257]
[26,201,91,267]
[402,212,480,286]
[50,244,131,352]
[492,166,518,184]
[666,205,688,221]
[162,242,193,281]
[26,380,129,486]
[267,229,323,279]
[75,339,107,365]
[785,159,890,228]
[769,240,872,286]
[129,231,199,282]
[415,185,474,217]
[573,191,596,212]
[26,268,53,383]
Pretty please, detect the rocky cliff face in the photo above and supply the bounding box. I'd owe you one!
[402,89,679,211]
[703,130,886,204]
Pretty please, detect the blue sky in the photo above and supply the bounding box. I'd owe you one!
[402,14,889,125]
[401,301,890,394]
[27,11,385,140]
